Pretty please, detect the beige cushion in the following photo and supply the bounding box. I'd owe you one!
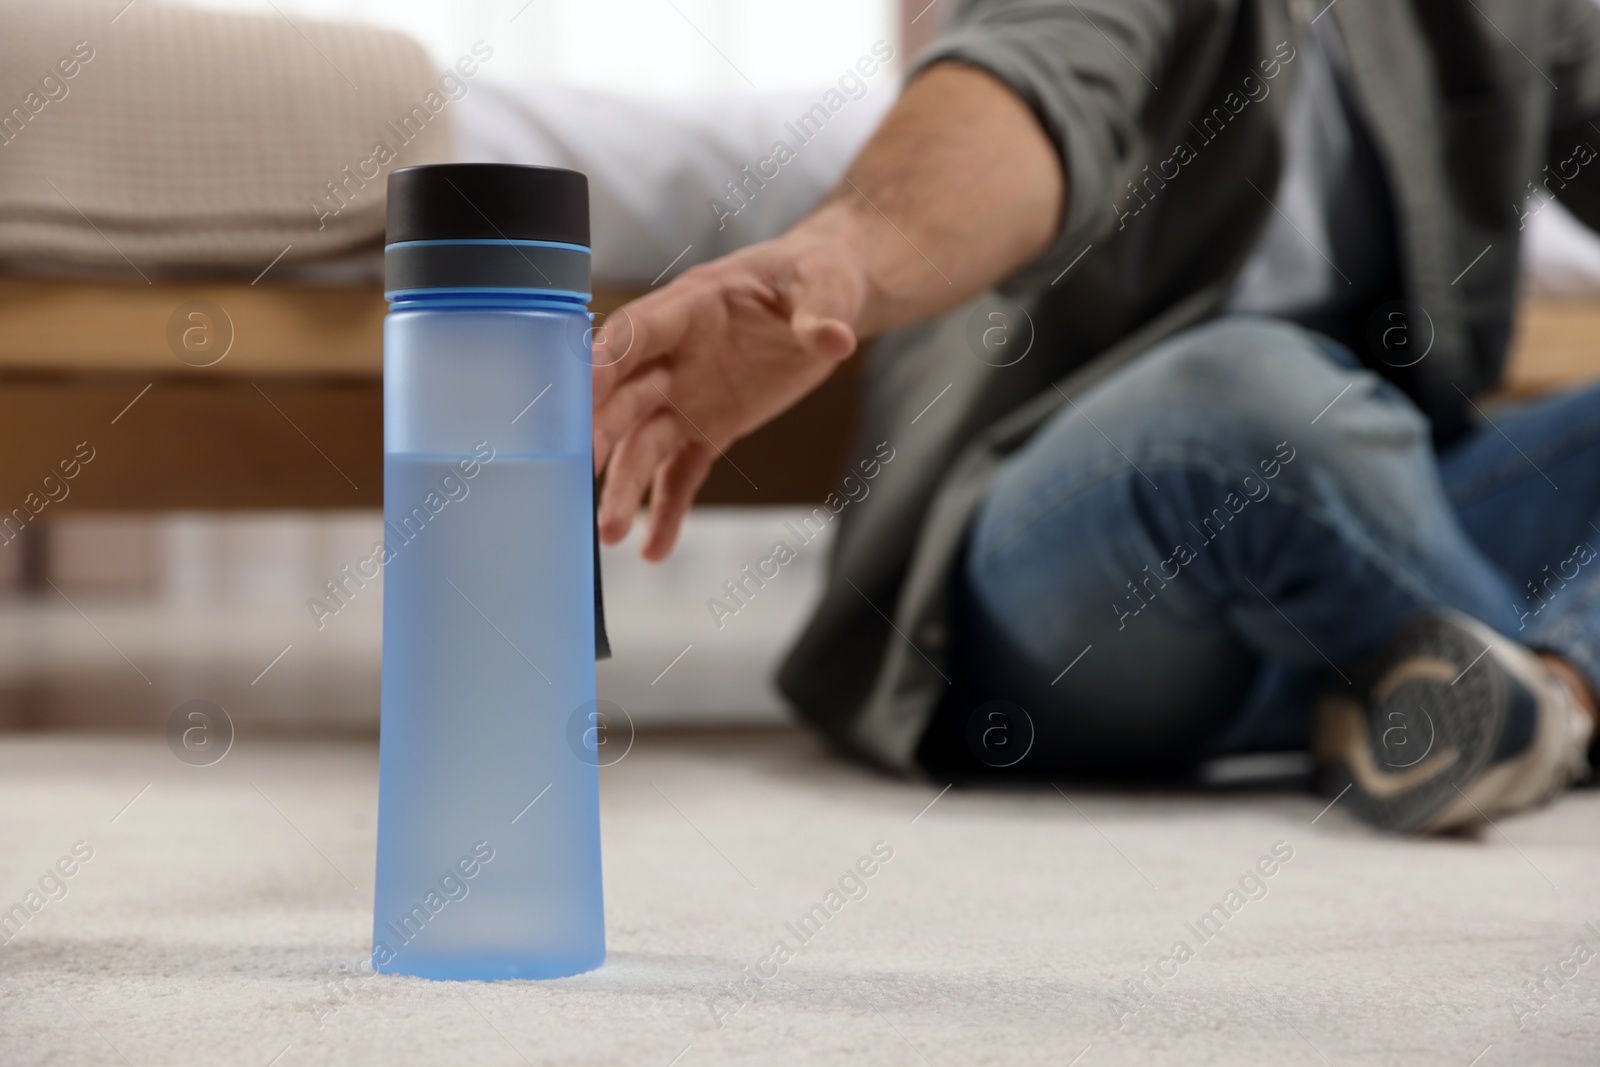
[0,0,452,276]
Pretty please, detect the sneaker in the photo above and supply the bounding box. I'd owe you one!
[1314,612,1592,833]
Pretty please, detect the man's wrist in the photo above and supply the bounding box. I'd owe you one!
[776,60,1065,341]
[788,197,913,340]
[791,197,872,253]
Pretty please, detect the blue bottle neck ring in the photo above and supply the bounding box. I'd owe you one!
[384,239,591,307]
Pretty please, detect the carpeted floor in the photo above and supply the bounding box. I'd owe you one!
[1,728,1597,1065]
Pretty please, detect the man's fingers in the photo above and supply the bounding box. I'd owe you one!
[589,244,864,560]
[590,307,640,402]
[593,364,672,473]
[642,442,716,562]
[598,412,683,544]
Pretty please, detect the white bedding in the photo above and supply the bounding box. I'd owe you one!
[453,80,896,287]
[1521,197,1600,297]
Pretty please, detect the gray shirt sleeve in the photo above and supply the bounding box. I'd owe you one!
[1547,0,1600,235]
[909,0,1184,277]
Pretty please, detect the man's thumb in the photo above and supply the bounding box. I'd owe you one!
[791,310,857,362]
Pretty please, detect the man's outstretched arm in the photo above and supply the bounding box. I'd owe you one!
[593,62,1064,559]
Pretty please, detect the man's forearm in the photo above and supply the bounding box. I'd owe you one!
[793,62,1066,339]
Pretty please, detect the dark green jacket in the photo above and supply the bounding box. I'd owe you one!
[778,0,1600,771]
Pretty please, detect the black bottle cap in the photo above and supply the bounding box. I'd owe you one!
[386,164,589,248]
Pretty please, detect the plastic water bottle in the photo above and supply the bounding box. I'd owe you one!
[372,164,605,980]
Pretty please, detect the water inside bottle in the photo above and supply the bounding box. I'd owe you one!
[374,451,605,980]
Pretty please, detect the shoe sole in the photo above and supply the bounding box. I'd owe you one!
[1315,614,1508,833]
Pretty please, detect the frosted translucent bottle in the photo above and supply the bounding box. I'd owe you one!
[372,164,604,980]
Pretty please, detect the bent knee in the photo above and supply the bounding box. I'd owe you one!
[1148,317,1339,415]
[1117,316,1423,459]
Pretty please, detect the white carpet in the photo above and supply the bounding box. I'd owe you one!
[2,729,1598,1066]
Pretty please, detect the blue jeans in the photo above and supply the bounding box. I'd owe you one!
[945,316,1600,775]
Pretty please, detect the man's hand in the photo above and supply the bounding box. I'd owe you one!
[592,220,866,561]
[592,63,1064,560]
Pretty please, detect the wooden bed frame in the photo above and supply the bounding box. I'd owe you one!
[0,277,859,511]
[0,276,1592,513]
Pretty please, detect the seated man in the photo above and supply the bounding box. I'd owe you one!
[593,0,1600,833]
